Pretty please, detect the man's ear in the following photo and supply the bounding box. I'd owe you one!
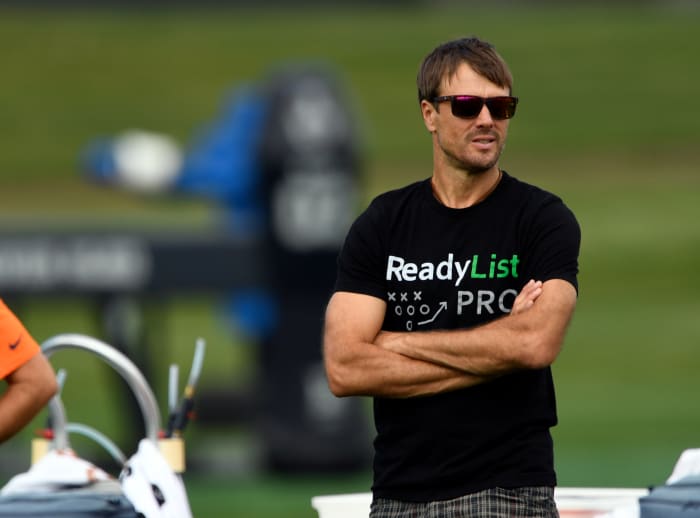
[420,99,438,133]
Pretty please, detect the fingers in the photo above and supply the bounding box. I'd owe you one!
[511,279,543,315]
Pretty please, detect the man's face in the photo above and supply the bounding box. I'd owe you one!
[422,62,511,175]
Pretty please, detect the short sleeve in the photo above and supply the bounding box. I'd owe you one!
[0,300,42,379]
[334,200,388,301]
[520,197,581,292]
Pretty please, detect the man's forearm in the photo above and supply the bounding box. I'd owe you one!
[325,291,496,398]
[325,338,494,398]
[375,279,577,376]
[375,322,526,377]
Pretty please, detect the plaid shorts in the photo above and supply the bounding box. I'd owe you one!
[370,486,558,518]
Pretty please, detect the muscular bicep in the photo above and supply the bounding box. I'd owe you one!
[323,291,385,396]
[325,291,386,347]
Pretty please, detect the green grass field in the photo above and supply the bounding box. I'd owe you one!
[0,3,699,516]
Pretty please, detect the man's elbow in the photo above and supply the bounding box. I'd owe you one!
[325,363,357,398]
[323,336,367,397]
[39,376,59,406]
[34,355,59,406]
[327,380,352,398]
[519,334,562,370]
[25,377,59,414]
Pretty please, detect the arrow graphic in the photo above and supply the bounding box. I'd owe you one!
[418,301,448,326]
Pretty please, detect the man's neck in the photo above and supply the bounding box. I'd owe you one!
[431,167,502,209]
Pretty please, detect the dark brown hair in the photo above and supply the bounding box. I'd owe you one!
[417,37,513,103]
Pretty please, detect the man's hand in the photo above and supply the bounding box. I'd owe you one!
[510,279,543,315]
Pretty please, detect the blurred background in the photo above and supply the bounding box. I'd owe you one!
[0,0,699,516]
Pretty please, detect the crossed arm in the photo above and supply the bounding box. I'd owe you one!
[323,279,576,399]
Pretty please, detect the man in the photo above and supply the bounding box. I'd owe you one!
[323,37,580,517]
[0,300,57,443]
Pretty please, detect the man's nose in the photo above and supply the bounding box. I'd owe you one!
[475,104,494,125]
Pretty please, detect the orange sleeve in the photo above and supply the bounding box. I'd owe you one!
[0,299,41,379]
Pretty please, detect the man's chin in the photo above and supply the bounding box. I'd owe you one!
[461,159,499,175]
[443,146,501,174]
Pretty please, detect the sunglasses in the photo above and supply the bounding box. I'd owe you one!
[432,95,518,120]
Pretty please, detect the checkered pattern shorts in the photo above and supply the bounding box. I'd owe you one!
[370,486,558,518]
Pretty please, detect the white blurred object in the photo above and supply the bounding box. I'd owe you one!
[556,487,648,518]
[311,493,370,518]
[120,438,192,518]
[112,130,183,193]
[667,448,700,484]
[1,449,112,495]
[604,502,643,518]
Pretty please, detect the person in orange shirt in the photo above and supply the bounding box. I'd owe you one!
[0,300,57,443]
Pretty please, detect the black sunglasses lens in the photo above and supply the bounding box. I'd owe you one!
[485,97,518,119]
[445,96,518,119]
[450,97,484,118]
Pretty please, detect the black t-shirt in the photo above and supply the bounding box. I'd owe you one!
[334,171,581,502]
